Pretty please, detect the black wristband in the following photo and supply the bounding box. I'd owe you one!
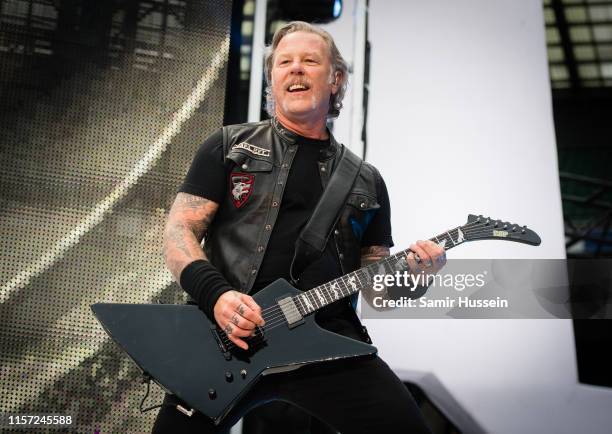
[179,259,233,322]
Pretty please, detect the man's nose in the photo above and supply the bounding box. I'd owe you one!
[288,60,305,74]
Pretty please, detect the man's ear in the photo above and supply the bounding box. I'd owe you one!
[331,71,341,95]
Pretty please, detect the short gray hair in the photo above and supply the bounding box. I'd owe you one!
[263,21,349,119]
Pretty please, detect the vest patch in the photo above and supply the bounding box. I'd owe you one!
[232,141,271,157]
[230,172,254,208]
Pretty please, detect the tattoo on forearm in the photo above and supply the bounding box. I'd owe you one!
[163,193,219,280]
[360,245,390,266]
[360,245,393,311]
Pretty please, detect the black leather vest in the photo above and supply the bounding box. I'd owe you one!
[205,118,382,293]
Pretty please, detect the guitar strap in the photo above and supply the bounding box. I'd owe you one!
[289,145,363,285]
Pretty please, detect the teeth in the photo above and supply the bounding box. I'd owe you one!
[289,84,307,91]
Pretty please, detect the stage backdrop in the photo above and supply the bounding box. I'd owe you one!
[0,1,231,432]
[364,0,612,433]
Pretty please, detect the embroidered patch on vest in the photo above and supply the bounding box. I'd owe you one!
[232,141,271,157]
[230,172,254,208]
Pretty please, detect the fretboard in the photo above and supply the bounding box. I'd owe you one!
[292,225,466,316]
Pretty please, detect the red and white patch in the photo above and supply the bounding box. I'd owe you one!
[230,172,254,208]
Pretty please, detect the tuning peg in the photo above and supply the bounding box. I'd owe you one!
[503,224,508,229]
[485,218,490,225]
[512,226,517,232]
[521,225,526,234]
[494,221,499,227]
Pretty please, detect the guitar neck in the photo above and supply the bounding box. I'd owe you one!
[292,225,465,316]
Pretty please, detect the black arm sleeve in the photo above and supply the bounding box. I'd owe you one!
[180,260,233,323]
[360,170,394,248]
[179,128,227,203]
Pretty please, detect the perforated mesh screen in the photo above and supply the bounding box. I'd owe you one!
[0,0,231,431]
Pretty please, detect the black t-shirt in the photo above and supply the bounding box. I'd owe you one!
[180,128,394,335]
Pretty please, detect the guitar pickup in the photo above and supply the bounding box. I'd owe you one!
[277,296,304,329]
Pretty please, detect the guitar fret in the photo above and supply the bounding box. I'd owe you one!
[327,282,334,301]
[309,291,319,309]
[314,288,325,306]
[303,293,314,313]
[294,295,304,315]
[319,284,328,304]
[329,281,340,300]
[289,222,477,318]
[324,283,334,303]
[341,275,350,296]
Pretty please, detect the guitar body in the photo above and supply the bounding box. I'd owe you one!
[91,278,377,425]
[92,214,541,425]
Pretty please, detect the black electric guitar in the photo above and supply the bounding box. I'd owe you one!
[91,214,540,425]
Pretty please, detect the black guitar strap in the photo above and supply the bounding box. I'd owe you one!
[289,145,363,284]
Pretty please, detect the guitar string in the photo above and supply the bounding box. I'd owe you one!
[220,223,529,349]
[219,222,524,349]
[245,221,519,323]
[246,219,486,318]
[218,222,527,347]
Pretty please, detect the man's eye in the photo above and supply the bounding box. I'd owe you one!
[305,59,317,63]
[279,60,289,65]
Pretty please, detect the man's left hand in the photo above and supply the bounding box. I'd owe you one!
[406,240,446,275]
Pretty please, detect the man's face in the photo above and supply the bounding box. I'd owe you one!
[271,31,339,123]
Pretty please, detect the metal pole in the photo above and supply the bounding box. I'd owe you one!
[247,0,268,122]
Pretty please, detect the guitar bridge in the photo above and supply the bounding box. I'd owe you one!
[210,325,232,360]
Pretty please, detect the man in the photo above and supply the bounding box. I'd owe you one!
[153,21,445,434]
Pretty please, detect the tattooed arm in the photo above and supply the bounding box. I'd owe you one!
[359,245,393,311]
[163,192,264,350]
[163,192,219,281]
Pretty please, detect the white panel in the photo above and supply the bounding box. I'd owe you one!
[364,0,612,433]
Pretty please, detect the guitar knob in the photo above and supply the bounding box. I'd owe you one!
[225,372,233,382]
[240,369,247,379]
[208,388,217,400]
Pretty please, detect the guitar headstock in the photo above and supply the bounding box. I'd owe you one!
[463,214,541,246]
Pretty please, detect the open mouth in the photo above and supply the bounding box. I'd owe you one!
[287,83,310,93]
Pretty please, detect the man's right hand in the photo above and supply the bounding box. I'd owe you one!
[214,290,265,350]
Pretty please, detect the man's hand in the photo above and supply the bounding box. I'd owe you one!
[214,290,265,350]
[406,240,446,275]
